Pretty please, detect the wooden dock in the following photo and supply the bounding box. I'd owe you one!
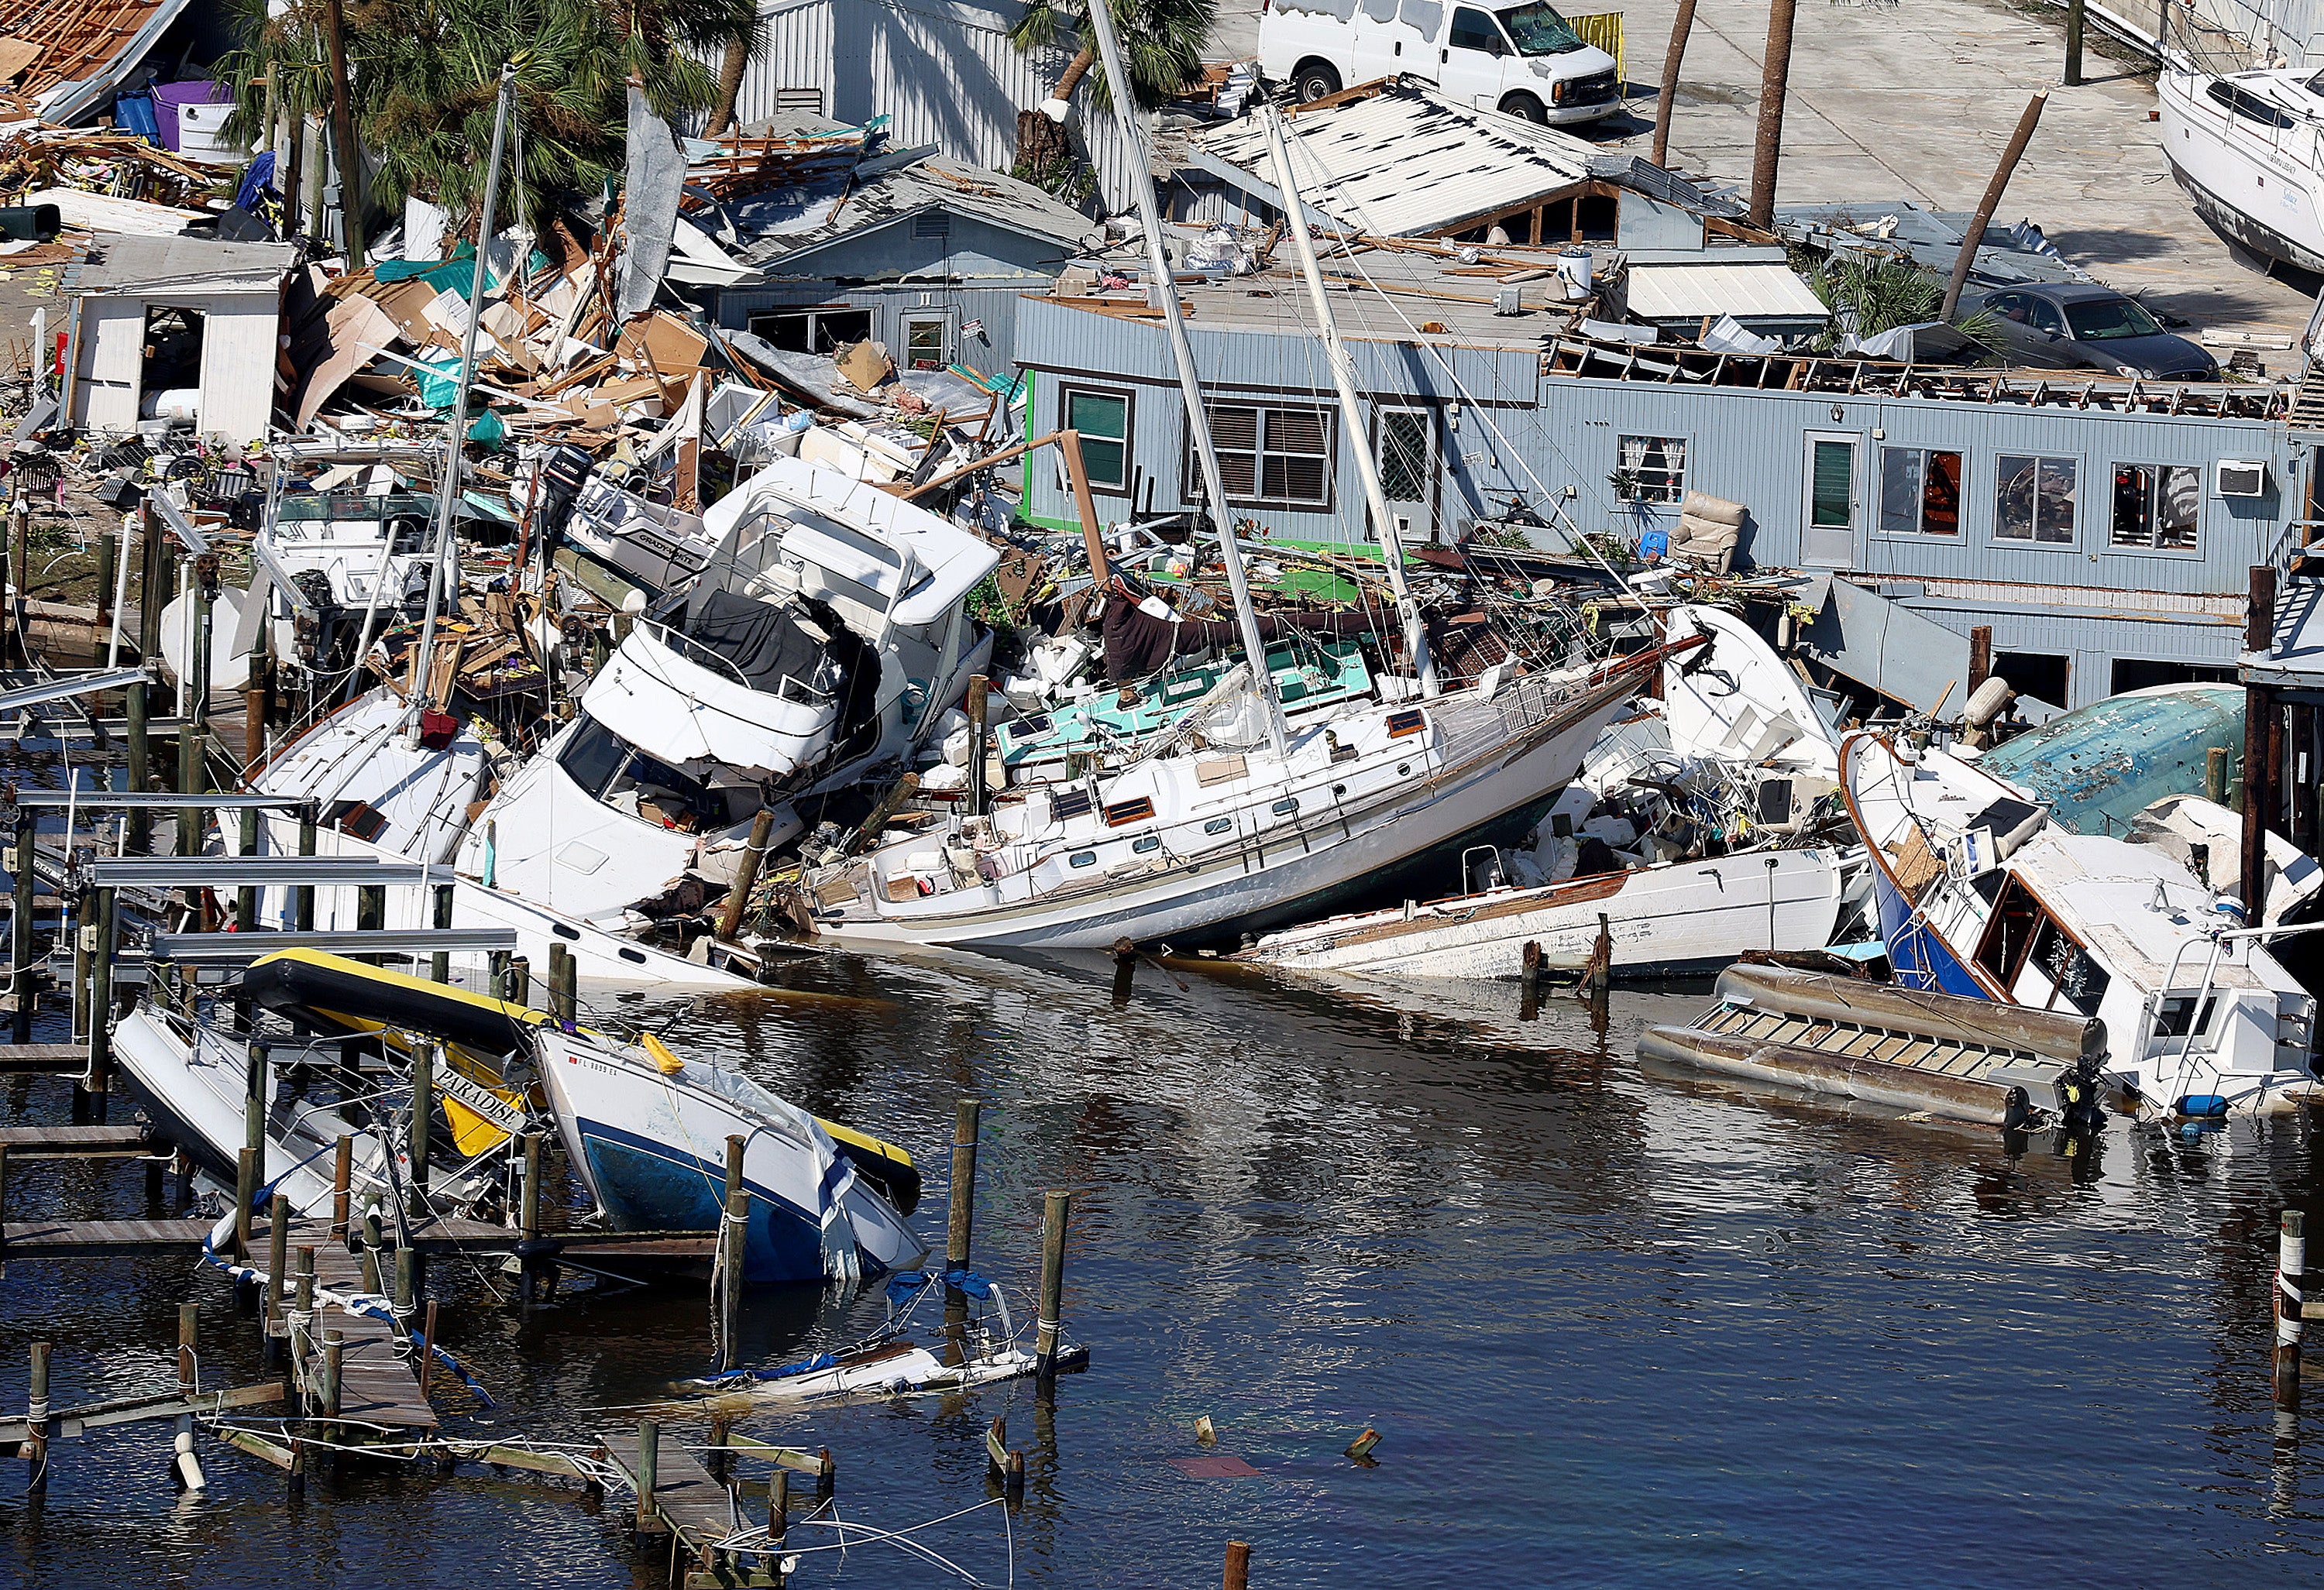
[2,1217,209,1257]
[602,1423,782,1588]
[0,1123,156,1157]
[0,1043,88,1074]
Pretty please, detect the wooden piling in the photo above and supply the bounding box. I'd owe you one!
[714,806,779,942]
[319,1329,342,1420]
[507,954,530,1007]
[394,1246,415,1327]
[719,1189,747,1372]
[11,802,35,1046]
[430,883,454,983]
[294,803,317,932]
[635,1417,662,1531]
[1224,1540,1250,1590]
[769,1468,789,1541]
[1036,1189,1071,1382]
[124,677,150,853]
[26,1341,48,1489]
[0,1142,9,1274]
[69,889,91,1044]
[1941,90,2051,322]
[177,1303,198,1396]
[175,723,204,859]
[966,675,991,815]
[2278,1209,2305,1405]
[548,943,576,1024]
[947,1099,980,1270]
[411,1040,434,1193]
[87,886,115,1100]
[236,809,260,932]
[331,1136,352,1245]
[2209,744,2232,809]
[233,1147,258,1262]
[95,521,116,631]
[489,949,511,998]
[265,1193,290,1361]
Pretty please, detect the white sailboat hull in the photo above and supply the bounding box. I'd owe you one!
[2157,68,2324,273]
[810,661,1658,951]
[1241,845,1848,979]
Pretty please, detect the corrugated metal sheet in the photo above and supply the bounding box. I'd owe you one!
[1624,261,1828,321]
[740,0,1143,211]
[1194,81,1596,237]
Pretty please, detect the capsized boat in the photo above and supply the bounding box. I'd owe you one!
[1841,731,2322,1115]
[1239,843,1848,980]
[794,641,1684,950]
[673,1267,1074,1404]
[109,1003,499,1214]
[455,453,999,930]
[245,948,920,1214]
[531,1022,923,1283]
[1640,961,2112,1131]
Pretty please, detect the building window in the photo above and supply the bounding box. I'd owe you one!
[1377,407,1430,503]
[1808,439,1856,529]
[1615,435,1686,503]
[1995,651,2069,708]
[902,314,947,371]
[2109,463,2201,551]
[1063,386,1132,492]
[1994,454,2077,544]
[745,307,871,355]
[1879,447,1961,536]
[2111,658,2237,694]
[1198,403,1336,507]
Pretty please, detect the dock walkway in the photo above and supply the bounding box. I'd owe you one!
[602,1423,782,1588]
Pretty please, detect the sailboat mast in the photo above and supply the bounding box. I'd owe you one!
[1259,105,1438,698]
[407,62,517,730]
[1080,0,1289,757]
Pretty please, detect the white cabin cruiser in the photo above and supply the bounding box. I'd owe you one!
[1842,731,2320,1115]
[2157,63,2324,273]
[455,455,997,928]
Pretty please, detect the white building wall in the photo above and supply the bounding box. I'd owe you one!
[740,0,1147,211]
[70,291,280,444]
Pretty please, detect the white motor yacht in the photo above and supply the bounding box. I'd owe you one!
[2157,63,2324,273]
[456,454,997,928]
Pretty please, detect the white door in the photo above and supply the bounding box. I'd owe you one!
[1375,404,1435,543]
[1800,431,1861,568]
[1439,5,1511,107]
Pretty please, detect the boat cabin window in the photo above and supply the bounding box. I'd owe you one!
[2152,994,2219,1039]
[1972,875,2110,1017]
[2207,80,2298,127]
[557,713,732,831]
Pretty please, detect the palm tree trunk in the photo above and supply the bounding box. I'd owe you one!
[1052,42,1095,101]
[706,32,749,137]
[1747,0,1797,230]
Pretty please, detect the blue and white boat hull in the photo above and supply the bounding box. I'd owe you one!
[535,1028,921,1283]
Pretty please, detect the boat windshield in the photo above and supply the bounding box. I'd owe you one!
[2064,296,2164,341]
[555,713,735,833]
[1497,1,1586,54]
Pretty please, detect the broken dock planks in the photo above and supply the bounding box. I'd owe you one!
[601,1421,783,1587]
[1,1217,211,1258]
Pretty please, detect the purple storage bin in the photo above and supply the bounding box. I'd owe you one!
[150,80,228,153]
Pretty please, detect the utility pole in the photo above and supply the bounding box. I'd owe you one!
[321,0,364,263]
[2065,0,2085,84]
[1940,89,2049,323]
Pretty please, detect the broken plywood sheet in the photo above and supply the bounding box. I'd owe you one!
[294,294,403,430]
[615,311,709,378]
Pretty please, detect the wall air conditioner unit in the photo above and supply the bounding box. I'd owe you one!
[2216,458,2269,497]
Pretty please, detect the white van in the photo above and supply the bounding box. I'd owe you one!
[1258,0,1621,125]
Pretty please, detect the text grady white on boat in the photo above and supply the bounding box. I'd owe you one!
[1841,730,2319,1115]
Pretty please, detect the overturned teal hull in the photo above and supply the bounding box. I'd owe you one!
[1976,683,2241,838]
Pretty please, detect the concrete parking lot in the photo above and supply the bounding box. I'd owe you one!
[1214,0,2318,351]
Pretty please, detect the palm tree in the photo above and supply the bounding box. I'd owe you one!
[217,0,755,241]
[1008,0,1215,183]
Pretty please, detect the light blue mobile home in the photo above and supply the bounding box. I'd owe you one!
[1013,259,2302,710]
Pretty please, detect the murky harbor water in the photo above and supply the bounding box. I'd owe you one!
[0,950,2320,1588]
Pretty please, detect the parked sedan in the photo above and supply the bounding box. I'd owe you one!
[1972,283,2219,380]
